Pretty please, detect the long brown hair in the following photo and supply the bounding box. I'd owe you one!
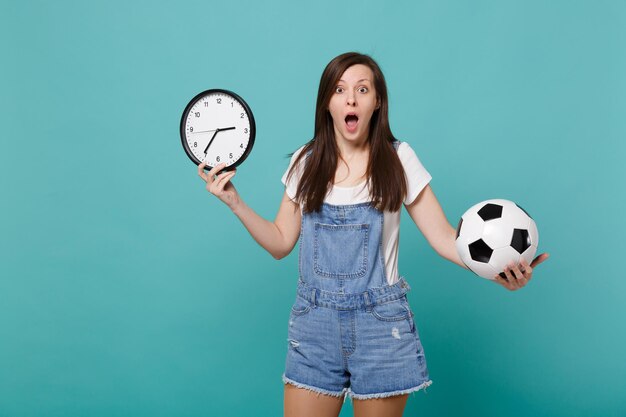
[286,52,407,213]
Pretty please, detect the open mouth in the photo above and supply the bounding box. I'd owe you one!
[345,114,359,132]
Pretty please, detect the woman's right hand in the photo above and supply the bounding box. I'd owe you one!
[198,162,241,211]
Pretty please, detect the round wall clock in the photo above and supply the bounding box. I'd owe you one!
[180,89,255,171]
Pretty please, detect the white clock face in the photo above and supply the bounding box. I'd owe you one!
[182,90,254,169]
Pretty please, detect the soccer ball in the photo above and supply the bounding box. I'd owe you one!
[455,199,539,280]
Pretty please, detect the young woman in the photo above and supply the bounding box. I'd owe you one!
[198,52,549,417]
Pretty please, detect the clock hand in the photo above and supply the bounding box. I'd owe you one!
[191,128,219,134]
[192,126,235,135]
[202,127,237,154]
[204,129,220,154]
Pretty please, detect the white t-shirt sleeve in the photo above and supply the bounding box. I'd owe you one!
[398,141,432,205]
[281,146,306,202]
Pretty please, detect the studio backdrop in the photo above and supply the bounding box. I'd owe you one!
[2,0,625,416]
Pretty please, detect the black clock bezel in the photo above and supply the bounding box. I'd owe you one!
[180,88,256,172]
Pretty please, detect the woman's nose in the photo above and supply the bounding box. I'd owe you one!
[347,93,356,106]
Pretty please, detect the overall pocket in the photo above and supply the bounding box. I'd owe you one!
[370,297,416,333]
[313,222,369,279]
[290,295,312,317]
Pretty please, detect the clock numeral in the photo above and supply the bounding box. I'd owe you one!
[195,112,200,117]
[216,156,221,162]
[204,102,209,107]
[244,128,248,134]
[194,142,197,147]
[217,98,222,104]
[240,143,244,148]
[229,153,233,159]
[240,113,244,119]
[231,102,234,107]
[189,126,194,132]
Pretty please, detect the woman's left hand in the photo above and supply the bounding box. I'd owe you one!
[493,253,550,291]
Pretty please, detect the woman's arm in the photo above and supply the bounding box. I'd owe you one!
[200,162,301,260]
[404,184,468,269]
[405,184,550,290]
[231,191,301,260]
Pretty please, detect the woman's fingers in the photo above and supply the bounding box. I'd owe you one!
[494,274,514,290]
[494,265,518,291]
[199,162,227,184]
[530,253,550,268]
[208,163,227,179]
[493,257,539,291]
[198,161,208,182]
[519,258,533,280]
[492,253,546,291]
[209,170,236,194]
[501,264,516,285]
[509,263,529,287]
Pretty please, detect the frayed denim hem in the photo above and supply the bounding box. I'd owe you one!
[348,379,433,400]
[282,374,349,399]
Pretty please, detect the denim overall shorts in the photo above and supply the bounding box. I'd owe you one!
[282,160,433,400]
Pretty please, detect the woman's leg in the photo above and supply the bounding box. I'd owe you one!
[353,394,409,417]
[284,384,344,417]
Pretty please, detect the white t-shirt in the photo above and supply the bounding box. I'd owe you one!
[281,141,432,285]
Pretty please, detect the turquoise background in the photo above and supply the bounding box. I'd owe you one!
[2,0,625,416]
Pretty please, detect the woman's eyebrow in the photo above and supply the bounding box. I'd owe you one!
[338,78,372,83]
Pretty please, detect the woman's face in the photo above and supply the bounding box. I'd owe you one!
[327,64,379,145]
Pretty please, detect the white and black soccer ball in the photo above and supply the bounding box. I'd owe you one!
[455,199,539,280]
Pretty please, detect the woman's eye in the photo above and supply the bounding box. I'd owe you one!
[358,87,368,93]
[335,87,344,93]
